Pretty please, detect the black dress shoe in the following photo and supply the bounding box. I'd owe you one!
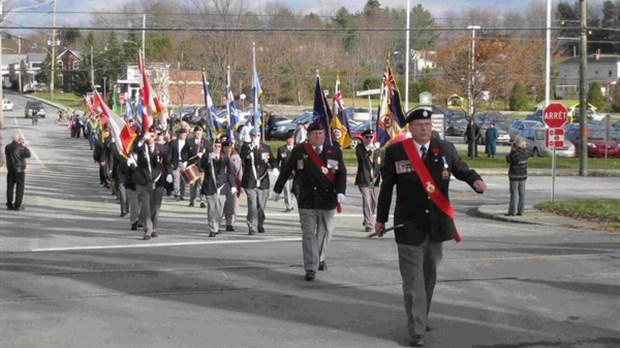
[226,225,235,232]
[151,232,158,237]
[209,232,217,237]
[188,202,194,207]
[120,212,127,217]
[516,212,523,216]
[258,227,265,233]
[426,325,432,332]
[200,202,206,208]
[304,271,316,281]
[13,206,24,211]
[318,261,327,271]
[504,213,515,216]
[142,234,151,240]
[131,222,138,231]
[6,204,14,210]
[248,231,256,236]
[410,335,425,347]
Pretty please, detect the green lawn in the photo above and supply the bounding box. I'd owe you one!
[536,199,620,232]
[33,91,87,112]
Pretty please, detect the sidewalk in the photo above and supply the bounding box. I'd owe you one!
[475,203,607,231]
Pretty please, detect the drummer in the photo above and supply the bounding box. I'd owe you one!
[200,138,237,237]
[183,126,208,208]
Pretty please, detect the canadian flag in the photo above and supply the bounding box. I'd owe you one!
[138,52,155,131]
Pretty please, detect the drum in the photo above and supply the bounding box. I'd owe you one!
[181,164,202,185]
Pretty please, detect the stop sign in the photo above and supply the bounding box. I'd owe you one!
[543,103,568,128]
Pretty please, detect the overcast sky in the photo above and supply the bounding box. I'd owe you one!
[4,0,605,29]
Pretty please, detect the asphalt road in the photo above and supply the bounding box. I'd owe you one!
[1,93,619,348]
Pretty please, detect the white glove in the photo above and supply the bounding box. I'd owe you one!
[141,132,150,142]
[252,137,260,147]
[209,152,216,160]
[230,186,237,196]
[374,142,381,150]
[337,193,346,204]
[197,152,204,158]
[127,156,137,167]
[272,168,280,178]
[166,174,173,183]
[271,190,281,201]
[181,161,187,168]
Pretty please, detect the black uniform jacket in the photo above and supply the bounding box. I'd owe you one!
[182,136,207,170]
[276,144,293,169]
[240,142,276,190]
[273,143,347,210]
[199,153,236,196]
[354,143,382,187]
[377,138,481,245]
[131,141,171,188]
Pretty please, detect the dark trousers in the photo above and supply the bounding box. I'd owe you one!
[6,169,26,208]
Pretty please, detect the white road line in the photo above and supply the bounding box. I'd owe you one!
[31,237,301,252]
[14,118,44,168]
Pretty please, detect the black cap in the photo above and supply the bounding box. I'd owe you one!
[406,109,432,123]
[285,132,294,139]
[178,128,188,134]
[193,126,203,132]
[361,128,374,137]
[306,121,324,133]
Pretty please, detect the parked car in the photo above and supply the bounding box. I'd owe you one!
[565,127,620,158]
[2,98,14,111]
[519,128,575,157]
[345,107,376,122]
[24,100,46,118]
[446,118,468,136]
[270,112,315,139]
[508,119,544,142]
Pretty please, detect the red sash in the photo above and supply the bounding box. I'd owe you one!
[402,140,461,242]
[304,143,341,213]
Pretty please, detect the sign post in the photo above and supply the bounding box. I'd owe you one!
[543,103,568,202]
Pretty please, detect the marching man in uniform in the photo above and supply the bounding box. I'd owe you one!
[355,128,382,232]
[240,129,277,235]
[200,138,237,237]
[375,109,486,346]
[272,122,347,281]
[276,133,296,212]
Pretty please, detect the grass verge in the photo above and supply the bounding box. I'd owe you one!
[33,92,88,112]
[535,199,620,232]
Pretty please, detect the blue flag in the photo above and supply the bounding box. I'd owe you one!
[252,43,262,135]
[376,60,406,147]
[312,73,334,147]
[202,72,216,141]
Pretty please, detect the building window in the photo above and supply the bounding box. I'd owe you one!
[73,61,79,70]
[58,61,63,69]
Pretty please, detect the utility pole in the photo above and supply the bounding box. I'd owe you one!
[90,45,94,89]
[50,0,57,101]
[142,14,146,61]
[578,0,588,176]
[17,36,22,95]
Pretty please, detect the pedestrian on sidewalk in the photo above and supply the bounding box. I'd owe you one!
[485,122,498,158]
[506,138,530,216]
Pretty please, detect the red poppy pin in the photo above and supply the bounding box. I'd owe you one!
[326,149,333,155]
[432,148,440,156]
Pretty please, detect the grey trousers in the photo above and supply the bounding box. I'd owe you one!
[189,176,205,204]
[397,237,443,338]
[136,184,153,235]
[508,179,526,215]
[223,190,239,226]
[245,188,269,233]
[207,194,226,233]
[118,182,128,215]
[299,208,335,272]
[358,185,378,230]
[150,187,164,231]
[283,178,294,210]
[127,188,141,224]
[172,167,185,198]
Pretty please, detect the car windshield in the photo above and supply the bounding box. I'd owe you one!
[292,113,314,124]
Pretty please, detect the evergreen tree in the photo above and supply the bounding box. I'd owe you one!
[509,82,529,111]
[587,82,606,111]
[36,50,62,89]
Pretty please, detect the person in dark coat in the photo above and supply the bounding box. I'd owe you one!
[484,122,499,158]
[465,118,480,158]
[168,128,188,201]
[354,128,382,232]
[93,129,111,188]
[240,128,277,235]
[272,122,347,281]
[5,134,31,210]
[182,126,207,208]
[375,109,486,346]
[200,138,237,237]
[276,133,296,212]
[506,138,530,216]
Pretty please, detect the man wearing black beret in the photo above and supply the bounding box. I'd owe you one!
[354,128,382,232]
[375,108,487,346]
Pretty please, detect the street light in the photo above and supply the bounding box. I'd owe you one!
[467,25,480,116]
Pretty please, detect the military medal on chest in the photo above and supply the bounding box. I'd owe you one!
[441,155,450,180]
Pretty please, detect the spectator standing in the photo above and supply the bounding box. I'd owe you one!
[506,138,530,216]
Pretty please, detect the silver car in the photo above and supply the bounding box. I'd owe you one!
[519,128,575,157]
[508,119,544,142]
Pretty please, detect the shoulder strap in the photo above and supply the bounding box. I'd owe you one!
[303,143,335,184]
